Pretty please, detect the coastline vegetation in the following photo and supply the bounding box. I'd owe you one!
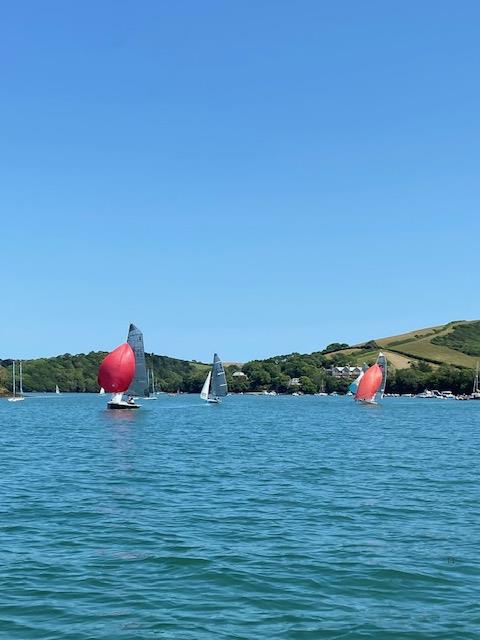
[1,321,479,396]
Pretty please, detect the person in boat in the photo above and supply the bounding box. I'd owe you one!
[127,395,135,405]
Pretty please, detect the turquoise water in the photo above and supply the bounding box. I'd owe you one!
[1,394,478,639]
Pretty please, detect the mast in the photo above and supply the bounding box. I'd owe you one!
[474,363,479,394]
[12,361,16,398]
[151,368,155,394]
[19,361,23,396]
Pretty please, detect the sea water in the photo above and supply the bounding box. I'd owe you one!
[0,394,478,639]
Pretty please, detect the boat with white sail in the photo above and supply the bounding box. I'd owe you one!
[201,353,228,403]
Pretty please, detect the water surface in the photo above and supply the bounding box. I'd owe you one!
[0,394,478,639]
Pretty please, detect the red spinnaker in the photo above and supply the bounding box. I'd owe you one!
[355,363,383,402]
[98,343,135,393]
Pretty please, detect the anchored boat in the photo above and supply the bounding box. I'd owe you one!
[8,360,25,402]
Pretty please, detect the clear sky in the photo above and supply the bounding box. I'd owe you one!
[1,1,479,362]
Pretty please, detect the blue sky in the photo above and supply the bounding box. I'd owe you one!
[1,1,479,362]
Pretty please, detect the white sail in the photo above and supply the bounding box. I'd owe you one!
[55,384,60,394]
[200,371,211,400]
[99,387,105,395]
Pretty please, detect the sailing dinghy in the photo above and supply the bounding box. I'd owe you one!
[142,368,157,400]
[354,353,387,404]
[200,353,228,403]
[98,343,139,409]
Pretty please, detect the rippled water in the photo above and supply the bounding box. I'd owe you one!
[0,394,478,639]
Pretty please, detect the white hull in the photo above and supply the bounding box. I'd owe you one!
[206,397,221,404]
[8,396,25,402]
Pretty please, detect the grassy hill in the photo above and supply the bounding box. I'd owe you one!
[326,320,480,369]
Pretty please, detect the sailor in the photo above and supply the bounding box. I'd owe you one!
[127,395,135,404]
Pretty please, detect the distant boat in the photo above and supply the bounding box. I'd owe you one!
[8,360,25,402]
[143,368,157,400]
[99,387,105,395]
[126,324,149,399]
[200,353,228,403]
[98,343,139,410]
[471,363,480,400]
[55,384,61,395]
[355,353,387,404]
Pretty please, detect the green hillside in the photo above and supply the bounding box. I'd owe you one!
[325,320,480,370]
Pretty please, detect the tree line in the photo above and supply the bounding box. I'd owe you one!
[0,348,476,395]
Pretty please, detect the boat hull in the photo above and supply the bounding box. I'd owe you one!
[107,401,140,410]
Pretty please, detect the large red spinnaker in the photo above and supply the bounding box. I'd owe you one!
[355,363,383,402]
[98,343,135,393]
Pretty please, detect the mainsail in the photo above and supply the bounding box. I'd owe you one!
[210,353,228,398]
[377,352,388,398]
[126,323,149,397]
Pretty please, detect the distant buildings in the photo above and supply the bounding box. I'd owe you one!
[289,377,301,386]
[329,365,363,378]
[232,371,247,378]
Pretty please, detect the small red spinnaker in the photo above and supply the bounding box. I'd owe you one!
[355,363,383,402]
[98,343,135,393]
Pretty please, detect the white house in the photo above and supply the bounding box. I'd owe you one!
[329,366,363,378]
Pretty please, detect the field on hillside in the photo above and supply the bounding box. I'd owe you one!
[326,320,479,370]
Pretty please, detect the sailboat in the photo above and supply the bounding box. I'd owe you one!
[55,384,61,395]
[200,353,228,403]
[471,363,480,400]
[98,343,139,409]
[99,387,105,395]
[126,324,149,399]
[354,353,387,404]
[8,360,25,402]
[142,368,157,400]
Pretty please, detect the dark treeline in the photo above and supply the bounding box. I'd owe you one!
[0,349,476,395]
